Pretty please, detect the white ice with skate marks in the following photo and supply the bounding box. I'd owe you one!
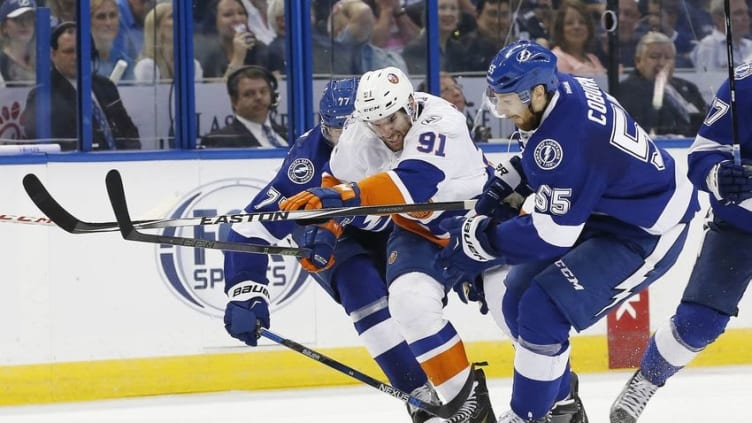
[0,365,749,423]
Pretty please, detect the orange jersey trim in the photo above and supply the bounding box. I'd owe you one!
[356,173,405,205]
[391,215,450,247]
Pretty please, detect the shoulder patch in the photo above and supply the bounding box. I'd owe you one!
[421,115,442,125]
[533,139,563,170]
[287,158,315,184]
[734,62,752,80]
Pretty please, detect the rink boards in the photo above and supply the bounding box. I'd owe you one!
[0,148,750,405]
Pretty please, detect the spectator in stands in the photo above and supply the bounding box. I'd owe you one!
[328,0,408,73]
[364,0,420,54]
[402,0,465,75]
[22,22,141,150]
[133,2,204,82]
[49,0,76,25]
[200,65,287,148]
[266,0,285,68]
[116,0,155,60]
[600,0,643,69]
[692,0,752,71]
[91,0,135,81]
[516,0,555,46]
[418,72,492,142]
[239,0,276,45]
[652,0,696,68]
[195,0,283,79]
[0,0,36,86]
[455,0,516,72]
[550,0,606,76]
[617,31,706,137]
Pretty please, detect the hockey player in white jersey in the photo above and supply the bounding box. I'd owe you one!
[436,40,700,423]
[280,66,504,423]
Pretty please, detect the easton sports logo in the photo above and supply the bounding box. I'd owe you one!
[157,178,309,317]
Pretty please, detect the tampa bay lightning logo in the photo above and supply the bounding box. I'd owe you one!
[533,139,563,170]
[287,158,315,184]
[157,178,309,317]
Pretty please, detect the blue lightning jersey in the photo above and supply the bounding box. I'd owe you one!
[495,73,699,264]
[224,126,389,288]
[688,63,752,232]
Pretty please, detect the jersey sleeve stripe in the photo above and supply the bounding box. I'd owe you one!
[689,134,734,154]
[531,212,583,247]
[231,221,286,245]
[644,167,695,234]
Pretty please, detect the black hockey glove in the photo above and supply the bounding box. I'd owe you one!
[476,155,532,221]
[707,159,752,205]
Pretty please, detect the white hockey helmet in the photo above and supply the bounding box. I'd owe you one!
[354,66,415,122]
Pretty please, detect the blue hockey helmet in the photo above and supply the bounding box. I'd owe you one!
[486,40,559,104]
[320,77,359,129]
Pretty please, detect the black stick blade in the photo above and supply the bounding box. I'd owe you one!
[104,169,309,257]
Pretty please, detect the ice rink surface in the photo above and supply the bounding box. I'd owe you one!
[0,365,747,422]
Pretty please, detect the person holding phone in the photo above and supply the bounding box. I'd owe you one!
[194,0,283,79]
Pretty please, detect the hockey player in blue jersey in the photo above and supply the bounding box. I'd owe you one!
[610,67,752,423]
[437,40,700,423]
[222,78,438,423]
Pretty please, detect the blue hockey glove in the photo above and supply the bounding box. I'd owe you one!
[453,274,489,315]
[707,159,752,205]
[437,216,502,288]
[224,281,271,346]
[476,156,531,220]
[280,183,361,211]
[294,220,343,273]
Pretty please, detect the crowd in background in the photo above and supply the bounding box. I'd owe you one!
[0,0,748,147]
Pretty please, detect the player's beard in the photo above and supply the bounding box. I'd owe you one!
[516,105,544,131]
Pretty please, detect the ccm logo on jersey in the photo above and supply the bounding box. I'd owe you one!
[555,260,584,291]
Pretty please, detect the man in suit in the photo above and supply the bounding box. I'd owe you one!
[200,65,288,148]
[617,31,707,137]
[21,21,141,151]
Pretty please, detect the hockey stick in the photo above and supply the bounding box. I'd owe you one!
[105,170,311,257]
[23,173,160,233]
[723,0,742,165]
[258,327,470,418]
[24,172,477,234]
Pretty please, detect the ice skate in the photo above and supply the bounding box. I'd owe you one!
[497,409,551,423]
[610,370,659,423]
[445,366,495,423]
[408,383,446,423]
[550,371,588,423]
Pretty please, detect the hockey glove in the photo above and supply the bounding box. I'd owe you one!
[224,281,271,347]
[476,156,531,221]
[707,159,752,205]
[280,183,361,211]
[453,274,489,315]
[295,220,343,273]
[437,216,502,289]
